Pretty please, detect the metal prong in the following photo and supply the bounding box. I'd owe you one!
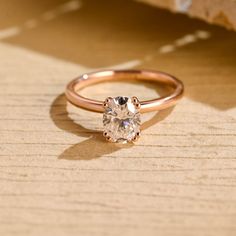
[135,103,141,109]
[106,136,113,142]
[103,97,112,108]
[131,96,138,103]
[131,96,141,109]
[132,132,141,142]
[103,101,108,108]
[105,97,112,103]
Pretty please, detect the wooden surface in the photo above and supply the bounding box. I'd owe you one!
[138,0,236,31]
[0,0,236,236]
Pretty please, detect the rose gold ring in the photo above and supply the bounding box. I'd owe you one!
[65,69,184,143]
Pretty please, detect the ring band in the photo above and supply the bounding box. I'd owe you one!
[65,70,184,143]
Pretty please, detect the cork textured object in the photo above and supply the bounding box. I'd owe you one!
[0,0,236,236]
[138,0,236,31]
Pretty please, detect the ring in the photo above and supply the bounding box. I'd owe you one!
[65,70,184,143]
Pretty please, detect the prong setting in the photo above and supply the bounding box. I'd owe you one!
[103,97,113,108]
[132,132,141,142]
[106,136,113,142]
[103,101,108,108]
[103,96,141,143]
[131,96,141,109]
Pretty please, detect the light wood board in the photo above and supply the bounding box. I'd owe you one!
[0,0,236,236]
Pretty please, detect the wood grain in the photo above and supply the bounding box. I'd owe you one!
[0,0,236,236]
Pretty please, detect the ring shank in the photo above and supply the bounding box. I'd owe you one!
[65,70,184,113]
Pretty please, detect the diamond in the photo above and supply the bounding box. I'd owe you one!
[103,96,141,143]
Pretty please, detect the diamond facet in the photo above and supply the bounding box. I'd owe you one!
[103,96,141,143]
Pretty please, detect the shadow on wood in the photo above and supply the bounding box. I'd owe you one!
[50,93,174,160]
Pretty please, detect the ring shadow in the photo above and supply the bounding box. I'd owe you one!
[50,81,174,160]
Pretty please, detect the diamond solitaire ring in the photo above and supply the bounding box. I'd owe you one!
[65,70,184,143]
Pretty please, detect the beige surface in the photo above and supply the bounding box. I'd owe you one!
[0,0,236,236]
[138,0,236,31]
